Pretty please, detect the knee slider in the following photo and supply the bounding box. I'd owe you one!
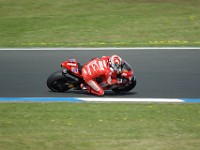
[98,90,104,96]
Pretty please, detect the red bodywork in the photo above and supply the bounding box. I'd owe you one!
[61,59,83,77]
[61,58,134,89]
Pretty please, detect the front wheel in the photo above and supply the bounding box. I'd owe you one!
[47,70,72,92]
[112,77,136,93]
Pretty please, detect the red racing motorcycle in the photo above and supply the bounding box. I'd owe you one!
[47,58,136,94]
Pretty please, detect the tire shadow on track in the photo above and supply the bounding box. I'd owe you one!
[47,90,138,97]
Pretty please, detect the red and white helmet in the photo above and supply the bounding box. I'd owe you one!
[109,55,122,73]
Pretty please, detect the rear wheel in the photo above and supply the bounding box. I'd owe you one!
[47,70,72,92]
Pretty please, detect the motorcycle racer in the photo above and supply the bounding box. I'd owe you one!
[81,55,123,96]
[47,54,136,94]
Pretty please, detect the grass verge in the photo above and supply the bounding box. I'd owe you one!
[0,103,200,150]
[0,0,200,47]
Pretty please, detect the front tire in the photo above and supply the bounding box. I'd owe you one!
[112,77,136,93]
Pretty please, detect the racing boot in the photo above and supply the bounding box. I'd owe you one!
[80,83,87,90]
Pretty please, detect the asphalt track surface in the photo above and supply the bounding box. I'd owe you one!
[0,48,200,98]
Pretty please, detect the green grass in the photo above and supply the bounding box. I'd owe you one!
[0,0,200,47]
[0,103,200,150]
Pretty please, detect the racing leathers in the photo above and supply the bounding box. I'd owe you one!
[81,56,121,96]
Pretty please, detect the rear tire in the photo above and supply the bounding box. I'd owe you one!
[47,70,71,92]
